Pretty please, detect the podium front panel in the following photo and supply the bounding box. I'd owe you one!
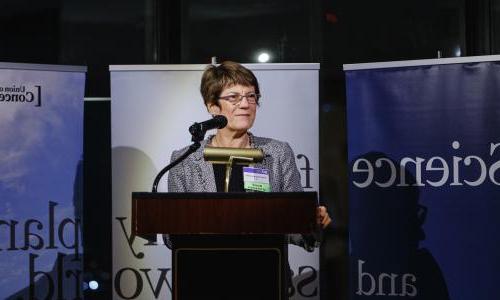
[132,192,317,235]
[172,235,286,300]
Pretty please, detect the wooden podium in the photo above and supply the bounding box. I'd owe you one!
[132,192,317,300]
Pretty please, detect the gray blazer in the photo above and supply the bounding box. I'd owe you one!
[168,135,302,193]
[167,134,318,251]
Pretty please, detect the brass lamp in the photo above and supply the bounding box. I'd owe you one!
[204,147,264,192]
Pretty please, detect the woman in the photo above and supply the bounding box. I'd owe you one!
[167,61,331,297]
[168,60,331,238]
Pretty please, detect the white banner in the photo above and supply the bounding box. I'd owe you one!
[111,63,319,299]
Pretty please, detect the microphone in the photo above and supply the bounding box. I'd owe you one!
[189,115,227,136]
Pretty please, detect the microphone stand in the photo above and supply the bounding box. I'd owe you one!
[151,127,206,193]
[149,126,207,247]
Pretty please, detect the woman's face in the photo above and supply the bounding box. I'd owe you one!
[208,84,257,134]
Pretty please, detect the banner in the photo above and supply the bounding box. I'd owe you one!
[345,56,500,299]
[111,63,319,299]
[0,62,86,299]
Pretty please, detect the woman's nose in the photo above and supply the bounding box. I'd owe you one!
[238,96,250,107]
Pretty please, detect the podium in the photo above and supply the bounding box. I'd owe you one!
[132,192,317,300]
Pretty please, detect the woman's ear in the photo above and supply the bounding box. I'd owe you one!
[207,103,220,115]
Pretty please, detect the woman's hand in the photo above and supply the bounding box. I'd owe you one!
[317,206,332,229]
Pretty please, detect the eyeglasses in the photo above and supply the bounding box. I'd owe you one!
[219,92,261,105]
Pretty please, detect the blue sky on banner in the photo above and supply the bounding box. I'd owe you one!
[346,61,500,300]
[0,69,84,298]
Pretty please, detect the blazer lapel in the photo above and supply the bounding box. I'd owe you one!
[192,143,217,192]
[253,138,277,191]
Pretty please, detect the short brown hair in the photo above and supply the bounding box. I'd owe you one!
[200,61,260,107]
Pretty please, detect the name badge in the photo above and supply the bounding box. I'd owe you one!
[243,167,271,192]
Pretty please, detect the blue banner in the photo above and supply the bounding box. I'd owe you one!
[0,63,86,299]
[346,58,500,300]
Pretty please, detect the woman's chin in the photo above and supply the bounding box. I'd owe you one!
[227,121,253,131]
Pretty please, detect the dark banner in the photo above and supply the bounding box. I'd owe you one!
[346,57,500,299]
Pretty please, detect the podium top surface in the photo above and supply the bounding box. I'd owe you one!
[132,191,317,200]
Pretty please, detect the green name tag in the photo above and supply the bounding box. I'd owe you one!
[243,167,271,192]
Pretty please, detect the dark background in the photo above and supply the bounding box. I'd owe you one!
[1,0,499,299]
